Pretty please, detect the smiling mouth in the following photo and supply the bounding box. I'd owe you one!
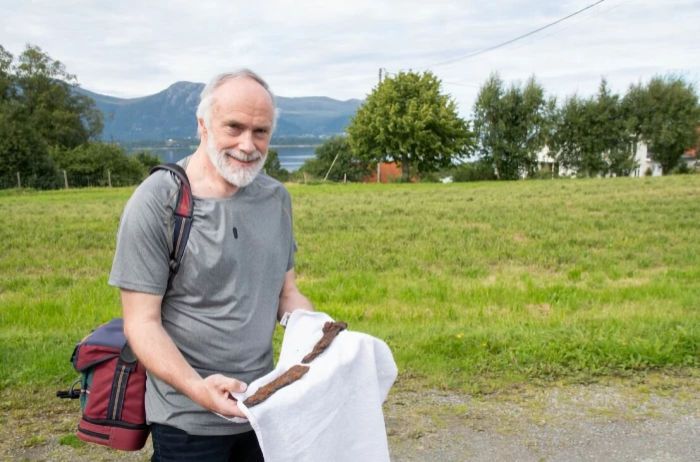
[225,151,261,164]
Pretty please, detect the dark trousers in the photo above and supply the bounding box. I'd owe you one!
[151,423,264,462]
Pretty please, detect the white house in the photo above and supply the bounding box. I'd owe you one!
[535,142,663,178]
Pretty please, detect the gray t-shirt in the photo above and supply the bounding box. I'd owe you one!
[109,162,296,435]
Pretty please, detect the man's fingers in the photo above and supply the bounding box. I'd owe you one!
[227,378,247,394]
[198,374,249,416]
[205,374,247,394]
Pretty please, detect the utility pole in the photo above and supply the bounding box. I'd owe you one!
[378,68,382,84]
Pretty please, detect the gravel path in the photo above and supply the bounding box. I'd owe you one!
[2,374,698,461]
[385,375,699,462]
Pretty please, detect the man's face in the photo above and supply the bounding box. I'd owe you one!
[203,77,274,187]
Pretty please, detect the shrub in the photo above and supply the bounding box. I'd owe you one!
[453,160,496,182]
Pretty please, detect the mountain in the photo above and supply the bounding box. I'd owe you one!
[76,82,363,142]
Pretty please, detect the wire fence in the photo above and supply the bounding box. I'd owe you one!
[0,170,145,190]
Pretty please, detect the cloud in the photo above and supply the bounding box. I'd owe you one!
[0,0,697,112]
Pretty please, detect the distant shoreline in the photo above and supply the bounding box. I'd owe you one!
[128,144,320,150]
[127,144,317,172]
[270,144,320,148]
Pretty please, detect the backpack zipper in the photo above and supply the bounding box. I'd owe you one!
[110,364,128,420]
[77,425,109,440]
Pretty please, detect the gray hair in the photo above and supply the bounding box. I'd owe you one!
[196,69,278,136]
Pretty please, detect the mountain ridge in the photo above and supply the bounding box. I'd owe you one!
[76,82,363,142]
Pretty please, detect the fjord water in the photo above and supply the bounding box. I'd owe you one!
[133,145,317,171]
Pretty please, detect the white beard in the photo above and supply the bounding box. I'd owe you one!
[206,133,265,188]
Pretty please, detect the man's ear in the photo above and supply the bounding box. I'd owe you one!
[197,118,208,138]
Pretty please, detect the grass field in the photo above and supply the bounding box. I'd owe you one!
[0,175,698,394]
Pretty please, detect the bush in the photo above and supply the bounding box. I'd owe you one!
[453,160,496,182]
[50,142,147,187]
[672,162,691,175]
[264,149,290,182]
[298,136,372,182]
[133,150,163,171]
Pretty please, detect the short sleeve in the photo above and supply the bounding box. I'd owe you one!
[108,173,176,295]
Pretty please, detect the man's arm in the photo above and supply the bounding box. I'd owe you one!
[121,289,247,417]
[277,268,314,321]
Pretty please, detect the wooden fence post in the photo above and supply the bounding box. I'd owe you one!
[63,170,69,189]
[107,170,112,187]
[16,172,21,188]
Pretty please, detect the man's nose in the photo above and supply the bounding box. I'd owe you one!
[238,131,256,154]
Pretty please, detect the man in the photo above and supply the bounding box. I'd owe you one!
[109,70,314,461]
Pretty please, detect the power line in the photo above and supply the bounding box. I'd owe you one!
[430,0,607,68]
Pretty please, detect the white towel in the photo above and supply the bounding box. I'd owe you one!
[227,310,398,462]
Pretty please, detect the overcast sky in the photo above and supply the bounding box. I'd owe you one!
[1,0,698,117]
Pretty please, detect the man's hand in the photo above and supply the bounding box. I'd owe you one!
[121,290,249,419]
[194,374,248,418]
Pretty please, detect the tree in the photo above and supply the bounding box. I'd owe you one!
[133,150,163,171]
[0,45,13,102]
[347,70,472,182]
[551,80,635,177]
[50,142,146,187]
[14,44,103,149]
[299,136,371,182]
[472,73,555,180]
[0,43,105,188]
[264,149,290,182]
[0,107,59,188]
[623,75,700,174]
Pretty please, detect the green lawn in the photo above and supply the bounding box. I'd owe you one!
[1,175,698,393]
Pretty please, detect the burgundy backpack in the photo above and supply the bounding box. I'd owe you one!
[57,163,193,450]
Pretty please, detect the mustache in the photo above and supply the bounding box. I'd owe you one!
[223,149,263,163]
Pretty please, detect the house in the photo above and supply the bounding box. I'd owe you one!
[681,148,698,170]
[535,142,663,178]
[630,142,662,177]
[363,162,405,183]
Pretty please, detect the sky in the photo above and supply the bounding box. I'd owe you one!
[1,0,698,117]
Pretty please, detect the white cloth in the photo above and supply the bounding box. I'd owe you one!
[226,310,398,462]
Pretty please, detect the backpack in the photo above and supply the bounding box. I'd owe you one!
[57,163,193,451]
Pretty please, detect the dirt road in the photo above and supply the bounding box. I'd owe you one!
[385,375,699,462]
[2,374,698,461]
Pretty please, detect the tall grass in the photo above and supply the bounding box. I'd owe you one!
[1,176,698,392]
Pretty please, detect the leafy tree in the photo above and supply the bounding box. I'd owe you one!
[133,150,163,171]
[623,75,700,174]
[0,45,13,102]
[50,142,145,187]
[0,107,59,188]
[347,71,472,182]
[299,136,371,182]
[13,44,103,149]
[0,43,105,188]
[472,73,555,180]
[551,80,635,177]
[264,149,290,182]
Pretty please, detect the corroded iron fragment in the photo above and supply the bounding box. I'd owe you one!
[243,365,310,407]
[301,321,348,364]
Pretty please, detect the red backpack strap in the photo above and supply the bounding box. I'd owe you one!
[149,164,193,285]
